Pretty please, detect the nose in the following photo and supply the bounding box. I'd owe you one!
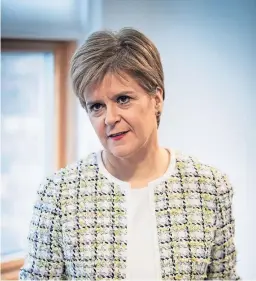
[104,105,120,126]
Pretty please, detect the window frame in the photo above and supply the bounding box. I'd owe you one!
[1,39,77,279]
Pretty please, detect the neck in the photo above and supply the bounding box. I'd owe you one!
[102,136,170,188]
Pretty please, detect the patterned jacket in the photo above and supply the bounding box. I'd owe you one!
[20,151,240,280]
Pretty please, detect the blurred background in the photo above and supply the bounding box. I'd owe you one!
[1,0,255,279]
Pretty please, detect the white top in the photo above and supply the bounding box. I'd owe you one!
[127,186,161,281]
[97,149,176,281]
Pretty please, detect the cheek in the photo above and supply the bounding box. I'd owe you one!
[89,117,105,138]
[130,111,156,134]
[131,102,155,124]
[141,101,156,121]
[139,106,156,124]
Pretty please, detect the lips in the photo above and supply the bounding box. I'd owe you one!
[108,131,129,138]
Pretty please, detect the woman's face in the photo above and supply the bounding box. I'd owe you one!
[84,72,163,158]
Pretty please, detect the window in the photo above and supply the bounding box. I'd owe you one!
[1,51,55,258]
[1,39,76,280]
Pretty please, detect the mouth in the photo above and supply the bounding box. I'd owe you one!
[108,131,129,139]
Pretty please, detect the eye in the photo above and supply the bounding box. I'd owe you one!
[117,95,131,105]
[89,103,103,112]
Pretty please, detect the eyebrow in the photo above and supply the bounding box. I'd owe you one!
[85,91,135,107]
[85,100,102,108]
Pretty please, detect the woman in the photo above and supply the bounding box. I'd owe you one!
[20,28,240,280]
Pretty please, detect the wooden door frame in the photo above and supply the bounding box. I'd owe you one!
[1,38,77,279]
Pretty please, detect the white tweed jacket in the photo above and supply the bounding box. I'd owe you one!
[20,150,240,280]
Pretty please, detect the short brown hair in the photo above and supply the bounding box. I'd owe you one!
[70,27,165,124]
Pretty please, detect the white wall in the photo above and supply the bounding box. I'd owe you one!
[1,0,89,40]
[77,0,255,278]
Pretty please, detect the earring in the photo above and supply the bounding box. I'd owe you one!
[156,111,161,117]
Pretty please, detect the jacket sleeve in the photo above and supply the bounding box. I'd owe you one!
[207,172,240,280]
[19,177,65,280]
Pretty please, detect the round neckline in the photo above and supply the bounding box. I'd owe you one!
[96,148,176,191]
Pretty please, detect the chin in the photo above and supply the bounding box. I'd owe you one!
[108,144,138,159]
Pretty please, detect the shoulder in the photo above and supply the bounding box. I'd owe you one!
[54,151,98,183]
[175,149,223,176]
[38,152,99,198]
[174,150,232,195]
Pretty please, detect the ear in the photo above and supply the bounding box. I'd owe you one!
[154,87,164,113]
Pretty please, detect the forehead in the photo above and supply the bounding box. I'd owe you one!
[84,72,143,101]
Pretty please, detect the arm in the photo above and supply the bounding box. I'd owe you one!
[207,173,240,280]
[19,177,65,280]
